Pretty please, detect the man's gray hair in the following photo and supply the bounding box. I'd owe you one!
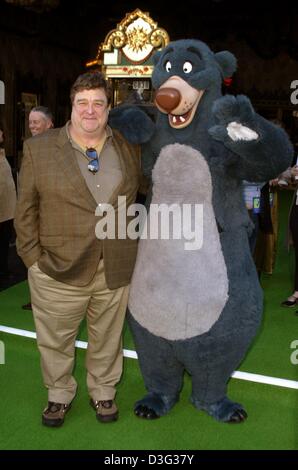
[31,106,53,122]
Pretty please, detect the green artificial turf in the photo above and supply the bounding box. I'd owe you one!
[0,189,297,450]
[0,333,297,450]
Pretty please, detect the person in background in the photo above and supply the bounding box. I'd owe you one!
[0,124,17,284]
[254,119,288,277]
[22,106,54,310]
[277,164,298,308]
[242,180,266,253]
[253,181,277,276]
[15,72,141,427]
[29,106,54,136]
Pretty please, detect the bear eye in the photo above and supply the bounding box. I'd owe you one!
[165,61,172,72]
[183,61,192,73]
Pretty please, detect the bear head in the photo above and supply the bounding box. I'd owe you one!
[152,39,237,130]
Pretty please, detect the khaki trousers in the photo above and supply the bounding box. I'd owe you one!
[28,260,129,404]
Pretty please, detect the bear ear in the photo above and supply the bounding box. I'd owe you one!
[214,51,237,78]
[152,50,162,66]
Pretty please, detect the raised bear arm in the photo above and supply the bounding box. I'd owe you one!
[208,95,293,181]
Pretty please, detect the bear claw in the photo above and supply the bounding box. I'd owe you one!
[134,404,159,420]
[225,408,248,423]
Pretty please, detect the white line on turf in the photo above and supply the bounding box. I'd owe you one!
[1,324,297,390]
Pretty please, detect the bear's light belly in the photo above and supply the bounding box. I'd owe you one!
[129,144,229,340]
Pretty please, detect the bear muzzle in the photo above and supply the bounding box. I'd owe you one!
[154,76,204,129]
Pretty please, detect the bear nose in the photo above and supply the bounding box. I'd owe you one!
[155,87,181,113]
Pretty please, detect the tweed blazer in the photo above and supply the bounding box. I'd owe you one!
[14,126,141,288]
[0,149,17,223]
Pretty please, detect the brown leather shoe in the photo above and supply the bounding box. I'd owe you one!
[42,401,71,427]
[90,399,118,423]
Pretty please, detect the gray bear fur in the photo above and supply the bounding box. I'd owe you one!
[110,39,293,422]
[129,143,229,340]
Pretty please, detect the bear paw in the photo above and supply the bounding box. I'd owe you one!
[134,392,178,419]
[134,404,159,420]
[209,95,259,143]
[194,396,248,423]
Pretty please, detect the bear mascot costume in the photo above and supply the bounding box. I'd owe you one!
[109,39,293,423]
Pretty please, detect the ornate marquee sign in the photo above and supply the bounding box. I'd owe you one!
[86,9,170,78]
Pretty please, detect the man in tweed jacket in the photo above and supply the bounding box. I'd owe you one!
[15,72,142,427]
